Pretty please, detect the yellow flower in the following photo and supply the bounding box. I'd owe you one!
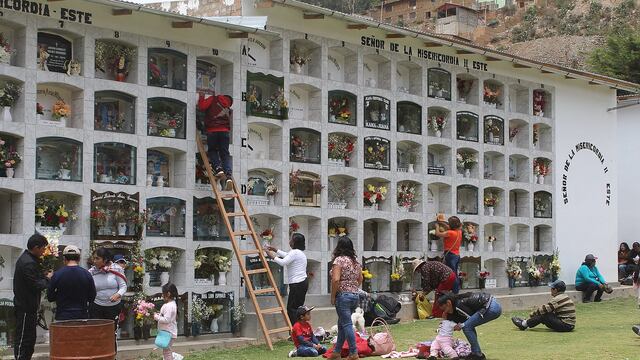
[367,184,375,192]
[379,146,385,152]
[328,228,336,237]
[136,313,143,320]
[367,147,373,153]
[379,186,388,195]
[390,273,401,281]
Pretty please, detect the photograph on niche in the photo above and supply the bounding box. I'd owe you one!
[364,95,390,130]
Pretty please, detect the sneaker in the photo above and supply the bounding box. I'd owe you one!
[288,349,297,358]
[511,316,527,331]
[215,168,225,177]
[225,175,233,191]
[633,325,640,336]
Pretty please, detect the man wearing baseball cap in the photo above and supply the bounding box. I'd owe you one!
[47,245,96,320]
[575,254,611,303]
[511,280,575,332]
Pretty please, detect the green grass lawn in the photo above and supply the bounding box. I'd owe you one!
[186,296,640,360]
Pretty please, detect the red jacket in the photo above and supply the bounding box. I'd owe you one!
[198,94,233,133]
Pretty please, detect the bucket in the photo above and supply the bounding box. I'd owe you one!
[50,319,116,360]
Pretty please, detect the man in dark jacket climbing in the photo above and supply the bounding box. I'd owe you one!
[13,234,52,360]
[198,92,234,190]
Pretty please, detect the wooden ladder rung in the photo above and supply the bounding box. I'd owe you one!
[239,249,261,256]
[254,287,276,295]
[220,193,239,199]
[226,212,246,217]
[246,268,269,275]
[268,326,291,335]
[234,230,254,236]
[260,306,284,315]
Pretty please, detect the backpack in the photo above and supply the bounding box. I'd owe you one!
[376,295,402,315]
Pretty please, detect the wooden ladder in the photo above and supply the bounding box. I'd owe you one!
[195,131,292,350]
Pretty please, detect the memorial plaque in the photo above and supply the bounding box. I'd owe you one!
[37,32,73,74]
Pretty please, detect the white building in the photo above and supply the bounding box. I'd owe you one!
[0,0,636,344]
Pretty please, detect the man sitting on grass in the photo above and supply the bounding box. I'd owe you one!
[511,280,575,332]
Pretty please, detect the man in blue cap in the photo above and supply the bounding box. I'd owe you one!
[511,280,575,332]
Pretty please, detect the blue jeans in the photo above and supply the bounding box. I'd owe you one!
[207,131,232,174]
[334,292,359,355]
[444,253,460,293]
[462,298,502,355]
[297,344,327,357]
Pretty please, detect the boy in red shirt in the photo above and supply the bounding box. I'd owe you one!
[289,306,326,357]
[197,93,233,190]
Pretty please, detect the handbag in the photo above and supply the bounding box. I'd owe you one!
[415,293,432,320]
[368,317,396,356]
[155,330,172,349]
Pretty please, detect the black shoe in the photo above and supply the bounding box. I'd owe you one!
[511,316,527,331]
[632,325,640,336]
[594,298,602,302]
[582,298,592,303]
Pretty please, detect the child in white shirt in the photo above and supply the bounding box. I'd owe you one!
[154,283,178,360]
[428,319,458,359]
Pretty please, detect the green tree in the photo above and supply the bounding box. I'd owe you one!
[588,30,640,85]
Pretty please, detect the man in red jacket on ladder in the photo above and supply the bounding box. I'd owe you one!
[198,92,234,190]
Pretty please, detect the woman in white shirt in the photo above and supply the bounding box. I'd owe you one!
[266,233,308,325]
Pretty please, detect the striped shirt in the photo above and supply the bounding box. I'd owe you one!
[530,293,576,326]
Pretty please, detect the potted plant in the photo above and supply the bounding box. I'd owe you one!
[527,257,545,287]
[478,270,490,289]
[232,302,246,336]
[456,152,477,178]
[260,225,274,245]
[363,184,387,210]
[209,304,224,332]
[484,192,498,216]
[462,223,477,252]
[0,81,21,122]
[212,251,232,286]
[144,247,180,286]
[483,84,501,107]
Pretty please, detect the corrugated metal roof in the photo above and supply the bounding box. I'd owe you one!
[269,0,640,93]
[83,0,280,37]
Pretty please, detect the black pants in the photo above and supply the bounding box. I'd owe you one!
[526,313,574,332]
[576,282,603,302]
[287,278,309,325]
[14,311,37,360]
[89,303,120,352]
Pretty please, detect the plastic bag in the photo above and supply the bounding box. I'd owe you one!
[416,293,432,320]
[172,352,184,360]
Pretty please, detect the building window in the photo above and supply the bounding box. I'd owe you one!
[410,12,416,19]
[384,4,392,12]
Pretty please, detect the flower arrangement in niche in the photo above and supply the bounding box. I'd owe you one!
[365,141,387,168]
[427,114,447,134]
[328,221,348,238]
[551,249,561,277]
[212,252,231,273]
[265,177,278,196]
[397,183,418,210]
[144,248,180,272]
[484,118,501,141]
[508,126,520,143]
[328,134,355,163]
[483,83,501,105]
[289,169,302,191]
[533,158,550,177]
[390,255,406,281]
[329,96,352,123]
[484,192,499,207]
[191,296,212,323]
[0,33,15,64]
[478,270,491,279]
[209,304,224,319]
[260,226,274,242]
[328,180,354,203]
[149,111,184,138]
[35,196,77,228]
[456,78,473,101]
[0,82,21,107]
[527,257,546,282]
[362,269,374,280]
[94,40,136,81]
[506,258,522,280]
[533,124,540,146]
[533,90,546,116]
[534,197,548,214]
[247,85,260,110]
[290,46,311,66]
[52,100,71,120]
[289,218,300,234]
[456,152,477,170]
[462,223,478,245]
[487,235,496,243]
[40,237,60,271]
[363,183,387,207]
[290,135,307,160]
[0,138,21,169]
